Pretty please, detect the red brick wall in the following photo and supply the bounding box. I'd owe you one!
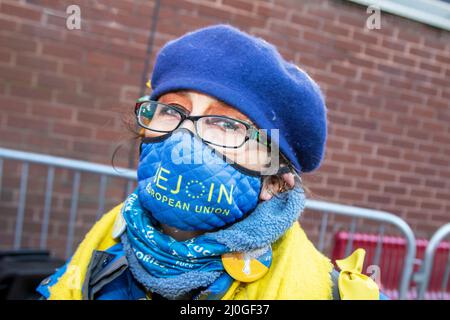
[0,0,449,256]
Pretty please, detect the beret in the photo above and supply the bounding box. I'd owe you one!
[149,24,327,173]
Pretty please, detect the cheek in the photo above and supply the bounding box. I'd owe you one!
[144,129,163,138]
[216,144,271,172]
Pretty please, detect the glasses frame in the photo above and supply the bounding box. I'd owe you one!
[135,99,268,149]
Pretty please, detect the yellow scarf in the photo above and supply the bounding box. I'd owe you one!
[47,203,378,300]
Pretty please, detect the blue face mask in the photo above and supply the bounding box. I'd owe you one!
[137,130,263,231]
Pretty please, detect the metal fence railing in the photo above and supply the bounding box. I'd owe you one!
[0,147,136,259]
[302,199,416,300]
[0,146,422,300]
[413,223,450,300]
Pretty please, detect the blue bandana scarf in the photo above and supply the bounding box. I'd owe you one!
[121,185,305,299]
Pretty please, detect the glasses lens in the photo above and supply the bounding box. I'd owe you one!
[138,102,182,132]
[197,116,248,148]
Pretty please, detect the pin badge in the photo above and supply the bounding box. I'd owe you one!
[221,246,272,283]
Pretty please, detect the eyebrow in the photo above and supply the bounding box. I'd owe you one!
[165,91,254,124]
[172,91,190,97]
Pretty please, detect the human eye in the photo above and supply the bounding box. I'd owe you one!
[207,117,242,131]
[158,105,181,117]
[140,104,155,118]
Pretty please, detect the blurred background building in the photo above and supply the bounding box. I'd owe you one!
[0,0,449,298]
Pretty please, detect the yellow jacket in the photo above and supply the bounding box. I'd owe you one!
[41,203,379,300]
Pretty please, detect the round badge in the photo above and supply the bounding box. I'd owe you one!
[221,246,272,283]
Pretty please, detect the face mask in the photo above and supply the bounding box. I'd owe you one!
[137,129,262,231]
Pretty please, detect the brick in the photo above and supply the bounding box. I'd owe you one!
[7,114,50,133]
[321,21,351,38]
[55,92,94,108]
[351,118,377,130]
[334,127,362,140]
[0,66,33,85]
[360,156,385,168]
[0,34,37,52]
[16,54,58,72]
[0,3,42,21]
[270,21,301,39]
[330,64,357,77]
[290,12,320,29]
[384,185,407,195]
[381,38,405,53]
[196,3,233,20]
[338,191,365,202]
[87,23,130,41]
[327,177,353,188]
[0,17,18,32]
[352,30,379,45]
[334,38,362,53]
[347,142,373,154]
[377,146,401,158]
[52,123,93,138]
[10,84,52,101]
[73,141,110,154]
[420,61,442,74]
[106,42,147,59]
[363,132,389,144]
[65,33,108,52]
[222,0,254,12]
[0,50,12,63]
[42,43,83,61]
[399,175,421,185]
[37,74,77,91]
[81,82,122,97]
[19,23,63,41]
[342,167,369,178]
[435,53,450,65]
[0,96,29,114]
[391,138,414,149]
[367,194,392,205]
[406,129,431,141]
[31,103,74,120]
[45,13,66,28]
[307,8,336,21]
[329,152,358,164]
[76,110,116,126]
[365,46,390,60]
[409,46,432,59]
[395,197,417,207]
[392,55,416,67]
[62,63,102,80]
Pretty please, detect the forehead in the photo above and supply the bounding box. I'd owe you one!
[160,90,223,105]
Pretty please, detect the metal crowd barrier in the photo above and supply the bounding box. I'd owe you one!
[413,223,450,300]
[0,147,136,259]
[0,147,417,299]
[303,199,416,300]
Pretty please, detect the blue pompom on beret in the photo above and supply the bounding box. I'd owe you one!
[149,24,327,173]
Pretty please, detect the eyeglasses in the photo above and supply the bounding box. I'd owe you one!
[135,99,269,149]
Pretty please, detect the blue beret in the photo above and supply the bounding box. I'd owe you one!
[149,24,327,173]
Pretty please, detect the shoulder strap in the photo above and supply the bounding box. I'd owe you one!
[331,269,341,300]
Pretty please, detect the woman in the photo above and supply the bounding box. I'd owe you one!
[37,24,381,300]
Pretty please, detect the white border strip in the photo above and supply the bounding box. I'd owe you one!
[348,0,450,31]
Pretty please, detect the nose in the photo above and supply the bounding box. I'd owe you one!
[178,118,196,134]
